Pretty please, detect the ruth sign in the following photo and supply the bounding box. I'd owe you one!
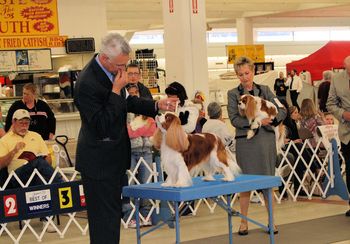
[0,0,65,49]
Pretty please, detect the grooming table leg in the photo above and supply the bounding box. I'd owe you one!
[136,198,141,244]
[226,195,233,244]
[267,188,275,244]
[174,201,180,244]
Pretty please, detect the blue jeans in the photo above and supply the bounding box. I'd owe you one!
[130,151,153,185]
[124,151,153,220]
[10,157,63,188]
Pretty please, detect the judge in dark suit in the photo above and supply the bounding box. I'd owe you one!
[74,32,177,244]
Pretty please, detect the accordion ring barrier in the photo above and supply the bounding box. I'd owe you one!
[0,138,348,243]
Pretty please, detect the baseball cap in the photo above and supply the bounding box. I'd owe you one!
[13,109,30,120]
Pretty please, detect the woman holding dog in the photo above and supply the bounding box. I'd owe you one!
[227,56,286,235]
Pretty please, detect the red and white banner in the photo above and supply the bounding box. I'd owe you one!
[192,0,198,14]
[169,0,174,13]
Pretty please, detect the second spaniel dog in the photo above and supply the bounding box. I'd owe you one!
[153,113,241,187]
[238,94,285,153]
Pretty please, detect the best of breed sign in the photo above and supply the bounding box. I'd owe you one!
[25,189,52,214]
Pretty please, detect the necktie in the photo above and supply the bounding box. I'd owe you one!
[290,77,294,90]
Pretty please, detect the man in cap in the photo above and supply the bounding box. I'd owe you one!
[0,109,62,187]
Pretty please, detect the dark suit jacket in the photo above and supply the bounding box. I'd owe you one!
[74,56,158,180]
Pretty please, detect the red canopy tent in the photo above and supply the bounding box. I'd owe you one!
[286,41,350,82]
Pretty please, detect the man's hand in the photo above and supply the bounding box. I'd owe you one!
[14,142,25,153]
[261,118,272,126]
[342,111,350,122]
[112,70,128,95]
[157,97,179,112]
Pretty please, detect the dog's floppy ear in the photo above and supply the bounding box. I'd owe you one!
[166,117,189,152]
[152,128,162,150]
[245,96,256,120]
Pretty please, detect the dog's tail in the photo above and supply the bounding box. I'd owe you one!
[275,124,286,154]
[225,147,241,176]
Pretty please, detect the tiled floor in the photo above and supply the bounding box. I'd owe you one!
[1,195,349,243]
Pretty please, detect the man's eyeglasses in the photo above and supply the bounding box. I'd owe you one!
[127,72,140,77]
[16,120,30,126]
[107,58,126,70]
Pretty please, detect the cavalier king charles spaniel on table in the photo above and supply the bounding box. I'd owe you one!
[238,94,285,154]
[153,113,241,187]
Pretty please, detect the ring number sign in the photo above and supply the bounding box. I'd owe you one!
[3,195,18,217]
[58,187,73,209]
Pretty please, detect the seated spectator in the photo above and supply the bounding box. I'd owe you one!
[0,109,63,232]
[285,105,320,196]
[324,112,335,125]
[5,83,56,140]
[202,101,235,153]
[125,84,156,228]
[300,99,325,148]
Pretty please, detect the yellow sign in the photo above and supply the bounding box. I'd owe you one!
[226,45,265,64]
[0,0,59,36]
[58,187,73,209]
[0,35,67,49]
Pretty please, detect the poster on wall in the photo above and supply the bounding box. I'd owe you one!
[0,49,52,73]
[0,0,66,49]
[226,45,265,64]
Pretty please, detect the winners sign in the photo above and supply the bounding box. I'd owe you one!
[25,189,52,214]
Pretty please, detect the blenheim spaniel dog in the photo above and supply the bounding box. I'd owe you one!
[238,94,285,153]
[153,113,240,187]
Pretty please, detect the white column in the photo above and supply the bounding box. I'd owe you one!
[162,0,209,100]
[236,18,253,45]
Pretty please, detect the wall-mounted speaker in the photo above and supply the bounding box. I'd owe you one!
[65,38,95,54]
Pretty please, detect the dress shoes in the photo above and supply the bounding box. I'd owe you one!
[238,225,248,236]
[267,224,279,234]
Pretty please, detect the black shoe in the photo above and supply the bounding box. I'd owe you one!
[345,209,350,217]
[238,225,248,236]
[267,225,279,234]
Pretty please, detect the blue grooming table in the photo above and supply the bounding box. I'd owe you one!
[123,174,281,244]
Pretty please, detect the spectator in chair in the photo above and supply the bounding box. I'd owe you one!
[5,83,56,140]
[0,109,63,232]
[202,101,236,153]
[327,55,350,217]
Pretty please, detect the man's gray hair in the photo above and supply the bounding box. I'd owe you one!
[100,32,131,58]
[207,102,222,119]
[322,70,333,82]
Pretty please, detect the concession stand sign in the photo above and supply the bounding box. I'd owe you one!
[226,44,265,64]
[0,0,66,49]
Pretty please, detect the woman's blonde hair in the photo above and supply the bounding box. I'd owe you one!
[234,56,255,73]
[23,83,37,95]
[300,98,317,119]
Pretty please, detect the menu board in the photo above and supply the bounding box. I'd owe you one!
[0,49,52,73]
